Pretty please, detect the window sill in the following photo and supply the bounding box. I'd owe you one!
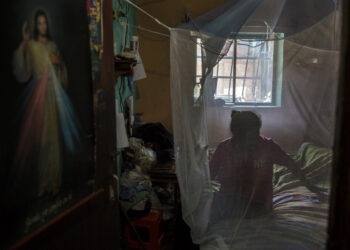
[223,104,281,109]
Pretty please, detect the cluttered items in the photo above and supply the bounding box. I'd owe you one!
[114,35,146,80]
[118,124,177,249]
[114,57,137,77]
[119,123,176,221]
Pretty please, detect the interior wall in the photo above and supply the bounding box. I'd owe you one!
[114,0,136,114]
[113,0,136,177]
[206,41,339,153]
[135,0,228,131]
[204,10,340,153]
[136,0,338,153]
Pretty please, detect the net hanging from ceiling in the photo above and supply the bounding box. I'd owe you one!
[170,0,341,249]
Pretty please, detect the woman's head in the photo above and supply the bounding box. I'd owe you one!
[33,10,52,40]
[230,110,261,142]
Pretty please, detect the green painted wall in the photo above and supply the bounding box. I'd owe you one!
[113,0,136,113]
[113,0,136,177]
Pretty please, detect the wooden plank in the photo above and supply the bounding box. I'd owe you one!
[327,1,350,249]
[12,189,104,249]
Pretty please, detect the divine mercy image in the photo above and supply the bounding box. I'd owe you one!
[1,1,95,247]
[12,9,79,197]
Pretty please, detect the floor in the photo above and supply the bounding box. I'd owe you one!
[161,209,199,250]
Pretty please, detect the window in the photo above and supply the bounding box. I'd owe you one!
[195,33,284,107]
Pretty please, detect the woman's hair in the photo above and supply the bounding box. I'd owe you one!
[33,10,52,40]
[230,110,262,133]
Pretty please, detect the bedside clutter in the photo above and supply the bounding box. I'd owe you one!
[119,123,178,249]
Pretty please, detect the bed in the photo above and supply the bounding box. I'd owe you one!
[202,143,332,250]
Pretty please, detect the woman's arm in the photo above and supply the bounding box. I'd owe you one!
[271,141,327,199]
[286,159,328,195]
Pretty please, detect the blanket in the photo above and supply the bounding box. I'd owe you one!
[202,143,332,250]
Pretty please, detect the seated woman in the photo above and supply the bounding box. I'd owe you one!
[209,110,325,221]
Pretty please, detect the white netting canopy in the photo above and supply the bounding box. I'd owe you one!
[170,0,341,249]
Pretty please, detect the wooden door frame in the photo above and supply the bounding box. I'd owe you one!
[327,1,350,249]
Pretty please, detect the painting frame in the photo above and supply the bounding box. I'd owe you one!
[1,0,96,247]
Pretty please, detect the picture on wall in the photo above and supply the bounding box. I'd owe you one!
[1,0,95,247]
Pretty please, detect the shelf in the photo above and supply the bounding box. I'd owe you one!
[114,57,137,78]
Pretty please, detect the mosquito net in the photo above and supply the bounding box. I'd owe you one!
[170,0,341,249]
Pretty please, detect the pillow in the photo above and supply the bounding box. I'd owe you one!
[273,143,332,190]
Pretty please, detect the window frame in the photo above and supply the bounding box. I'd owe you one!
[195,32,284,107]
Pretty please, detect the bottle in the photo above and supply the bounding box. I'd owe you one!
[130,35,139,52]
